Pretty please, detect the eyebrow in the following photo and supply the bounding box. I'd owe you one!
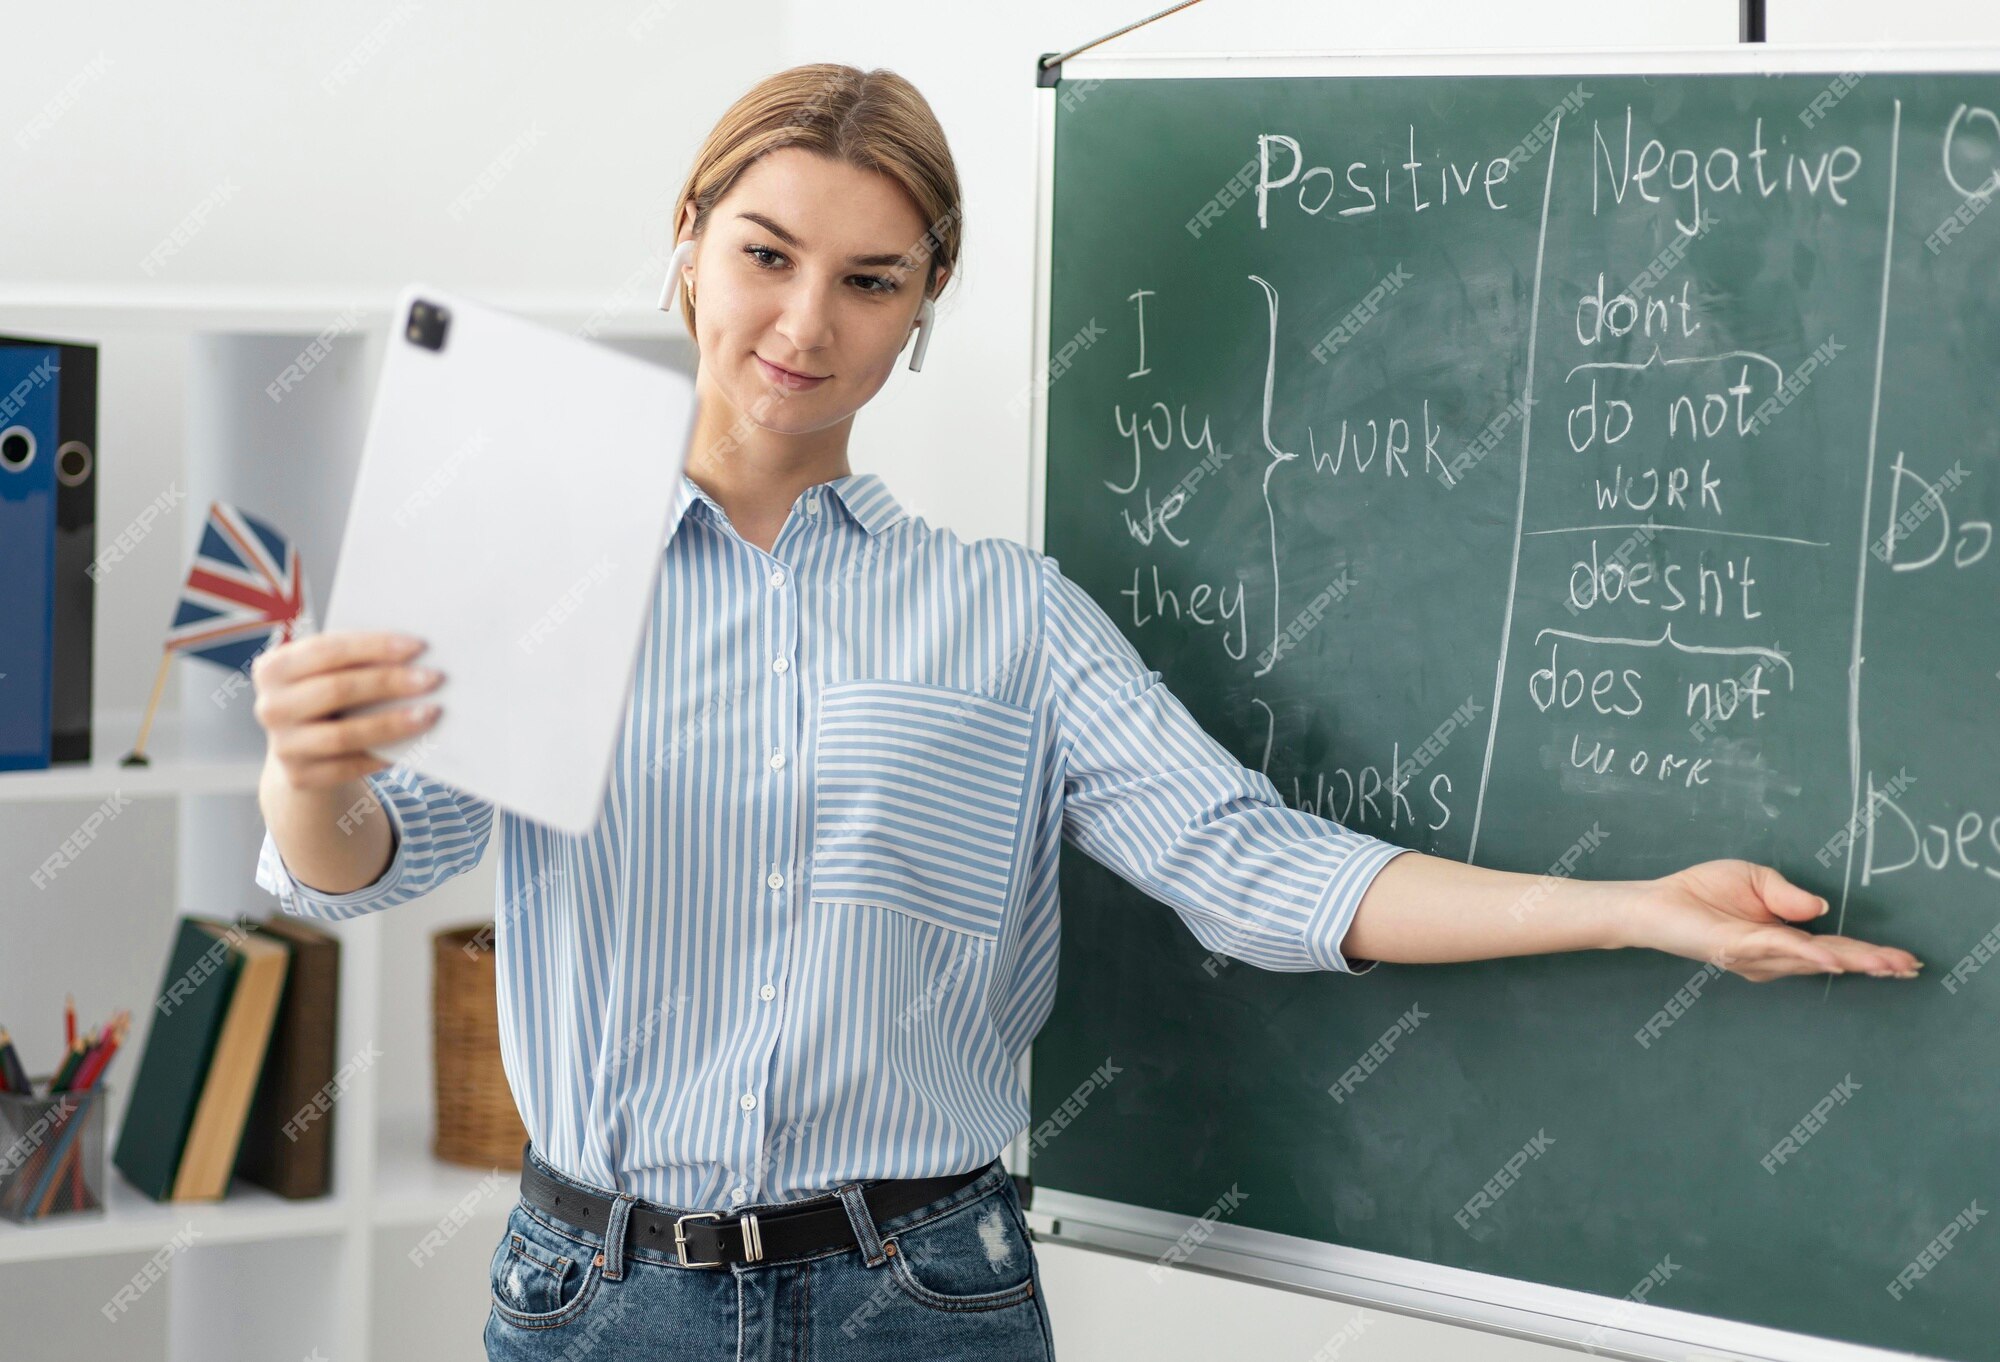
[735,211,916,269]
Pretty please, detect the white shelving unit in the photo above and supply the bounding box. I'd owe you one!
[0,286,695,1362]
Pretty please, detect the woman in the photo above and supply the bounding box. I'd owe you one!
[250,63,1920,1362]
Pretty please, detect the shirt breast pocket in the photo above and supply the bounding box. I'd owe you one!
[810,679,1037,940]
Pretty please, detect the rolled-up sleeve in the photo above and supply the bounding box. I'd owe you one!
[1040,553,1410,974]
[254,765,495,920]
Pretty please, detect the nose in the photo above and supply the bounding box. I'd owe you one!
[773,279,835,358]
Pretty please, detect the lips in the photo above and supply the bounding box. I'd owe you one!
[755,355,829,390]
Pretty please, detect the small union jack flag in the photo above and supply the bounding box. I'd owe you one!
[165,501,313,673]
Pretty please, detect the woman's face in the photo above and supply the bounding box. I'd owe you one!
[678,147,944,436]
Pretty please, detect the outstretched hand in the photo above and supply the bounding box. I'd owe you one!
[1634,859,1923,983]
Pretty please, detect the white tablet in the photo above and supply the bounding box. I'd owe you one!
[322,282,694,835]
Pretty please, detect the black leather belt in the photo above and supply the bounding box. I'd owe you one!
[518,1141,1028,1269]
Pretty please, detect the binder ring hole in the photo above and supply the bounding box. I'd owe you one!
[57,441,91,487]
[0,425,34,472]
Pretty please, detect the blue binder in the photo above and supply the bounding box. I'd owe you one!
[0,345,60,770]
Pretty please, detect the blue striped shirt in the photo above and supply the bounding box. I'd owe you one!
[254,470,1410,1210]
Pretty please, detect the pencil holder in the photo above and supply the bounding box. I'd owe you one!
[0,1077,110,1222]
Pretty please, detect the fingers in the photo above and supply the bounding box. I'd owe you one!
[252,631,424,691]
[279,702,441,764]
[260,662,444,731]
[1723,927,1923,982]
[1750,862,1829,924]
[1814,933,1923,977]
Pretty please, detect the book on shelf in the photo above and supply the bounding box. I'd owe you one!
[112,915,295,1202]
[234,915,340,1199]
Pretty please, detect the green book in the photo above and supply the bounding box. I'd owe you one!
[112,917,244,1201]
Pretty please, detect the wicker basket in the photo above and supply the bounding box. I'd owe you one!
[432,922,528,1170]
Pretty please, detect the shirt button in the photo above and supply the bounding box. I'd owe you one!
[772,656,789,673]
[758,983,776,1001]
[767,871,784,890]
[806,494,820,514]
[768,751,786,770]
[769,569,786,588]
[740,1092,758,1111]
[730,1186,746,1203]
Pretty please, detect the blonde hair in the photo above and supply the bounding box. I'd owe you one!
[672,63,962,336]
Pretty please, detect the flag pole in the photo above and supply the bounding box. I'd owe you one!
[120,650,174,767]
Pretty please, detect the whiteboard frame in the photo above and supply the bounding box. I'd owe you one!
[1019,40,2000,1362]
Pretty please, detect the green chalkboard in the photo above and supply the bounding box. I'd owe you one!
[1030,62,2000,1361]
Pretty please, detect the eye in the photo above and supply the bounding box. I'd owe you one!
[742,244,899,295]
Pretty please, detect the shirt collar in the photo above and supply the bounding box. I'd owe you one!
[668,470,908,544]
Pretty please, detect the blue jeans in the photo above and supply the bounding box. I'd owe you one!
[485,1144,1056,1359]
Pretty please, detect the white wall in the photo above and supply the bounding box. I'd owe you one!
[10,2,2000,1358]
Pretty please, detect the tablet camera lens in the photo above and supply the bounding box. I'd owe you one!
[406,299,450,352]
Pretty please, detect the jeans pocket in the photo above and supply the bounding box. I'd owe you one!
[488,1204,603,1329]
[882,1183,1039,1313]
[810,678,1036,940]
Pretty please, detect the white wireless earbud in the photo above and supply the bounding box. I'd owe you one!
[659,239,697,312]
[907,295,935,372]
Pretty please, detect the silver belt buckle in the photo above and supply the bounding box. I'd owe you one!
[674,1210,724,1267]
